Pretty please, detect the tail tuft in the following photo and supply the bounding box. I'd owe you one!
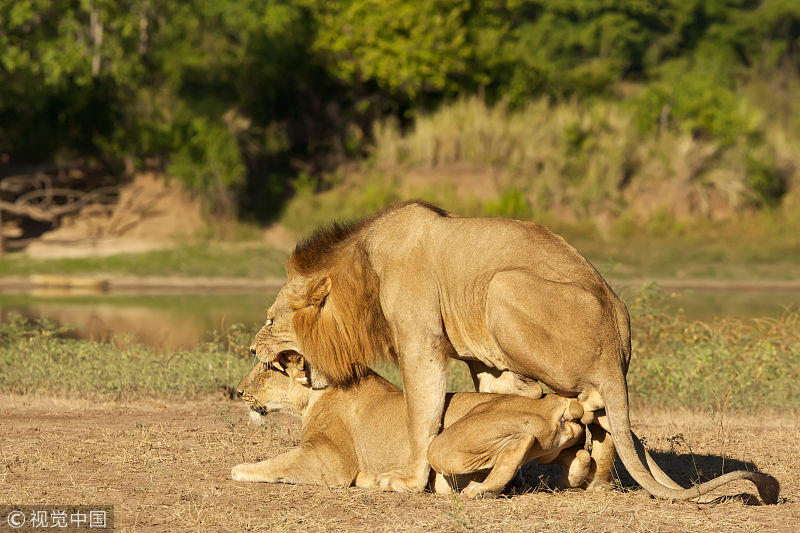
[756,473,780,505]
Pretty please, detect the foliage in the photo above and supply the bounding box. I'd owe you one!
[629,60,761,146]
[624,286,800,409]
[0,1,799,218]
[0,314,254,399]
[303,0,471,99]
[166,116,246,213]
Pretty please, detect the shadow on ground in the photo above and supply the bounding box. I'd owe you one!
[515,451,778,505]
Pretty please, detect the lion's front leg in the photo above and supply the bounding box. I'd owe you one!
[231,458,293,483]
[232,442,355,487]
[231,448,309,484]
[376,335,449,493]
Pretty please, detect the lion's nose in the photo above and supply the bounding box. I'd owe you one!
[249,344,257,356]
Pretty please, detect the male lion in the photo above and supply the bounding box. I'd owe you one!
[250,201,779,503]
[231,352,592,497]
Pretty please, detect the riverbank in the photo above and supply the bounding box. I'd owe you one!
[3,273,800,295]
[2,295,798,409]
[1,219,799,286]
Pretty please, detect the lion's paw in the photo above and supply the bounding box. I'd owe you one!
[461,481,498,500]
[231,463,260,482]
[375,469,426,493]
[585,478,614,492]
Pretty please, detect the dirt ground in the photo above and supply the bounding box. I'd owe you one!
[22,173,205,259]
[1,395,797,532]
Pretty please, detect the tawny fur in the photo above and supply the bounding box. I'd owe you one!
[249,201,780,503]
[231,354,590,498]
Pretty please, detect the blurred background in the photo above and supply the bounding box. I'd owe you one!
[0,1,798,404]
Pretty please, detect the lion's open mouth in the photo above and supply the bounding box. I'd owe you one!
[266,350,302,372]
[277,349,299,360]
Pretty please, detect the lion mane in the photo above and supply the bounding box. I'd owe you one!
[286,202,449,385]
[286,210,409,384]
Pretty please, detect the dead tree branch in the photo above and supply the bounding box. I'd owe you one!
[0,174,119,251]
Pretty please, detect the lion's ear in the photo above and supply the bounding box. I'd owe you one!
[306,276,331,308]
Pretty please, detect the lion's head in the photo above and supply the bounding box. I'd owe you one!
[237,351,311,425]
[250,219,393,386]
[248,282,309,365]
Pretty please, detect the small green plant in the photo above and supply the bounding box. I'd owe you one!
[447,492,475,530]
[215,403,236,429]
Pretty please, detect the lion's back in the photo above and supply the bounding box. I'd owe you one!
[315,376,411,476]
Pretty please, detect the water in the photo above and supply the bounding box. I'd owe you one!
[0,292,277,350]
[656,289,800,321]
[1,288,798,350]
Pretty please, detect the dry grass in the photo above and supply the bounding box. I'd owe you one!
[370,97,798,220]
[1,394,797,532]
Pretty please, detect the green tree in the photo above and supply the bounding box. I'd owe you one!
[1,1,798,218]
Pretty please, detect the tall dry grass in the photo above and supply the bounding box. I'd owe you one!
[370,97,798,222]
[277,95,800,277]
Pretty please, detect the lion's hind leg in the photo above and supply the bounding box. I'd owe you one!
[429,431,536,499]
[585,423,616,490]
[459,433,536,499]
[428,407,550,499]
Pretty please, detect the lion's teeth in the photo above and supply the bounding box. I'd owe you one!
[272,361,284,372]
[296,377,308,383]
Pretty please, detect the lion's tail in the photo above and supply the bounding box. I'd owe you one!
[599,372,779,504]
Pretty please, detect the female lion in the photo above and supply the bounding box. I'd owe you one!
[231,352,591,498]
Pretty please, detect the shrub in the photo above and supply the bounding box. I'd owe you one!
[167,116,246,215]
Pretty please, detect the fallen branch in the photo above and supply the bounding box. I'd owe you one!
[0,173,120,252]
